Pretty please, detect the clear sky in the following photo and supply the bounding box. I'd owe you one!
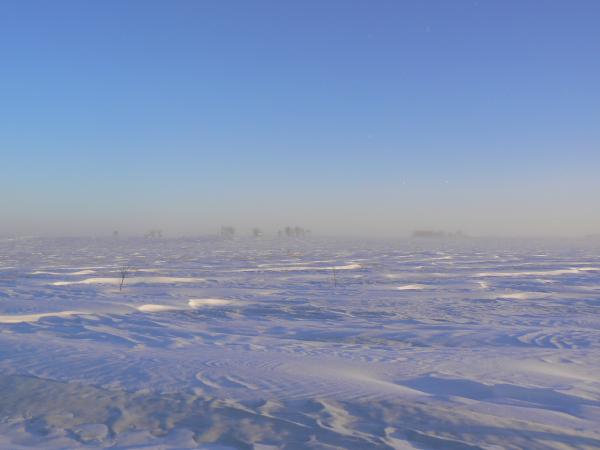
[1,1,599,237]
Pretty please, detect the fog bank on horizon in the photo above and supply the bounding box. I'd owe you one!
[3,180,599,238]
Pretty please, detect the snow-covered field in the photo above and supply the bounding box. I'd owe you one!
[1,237,599,449]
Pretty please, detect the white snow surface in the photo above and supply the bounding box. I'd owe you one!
[0,236,599,449]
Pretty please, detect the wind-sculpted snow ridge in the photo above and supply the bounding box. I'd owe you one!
[1,237,600,449]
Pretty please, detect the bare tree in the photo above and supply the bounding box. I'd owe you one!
[221,226,235,239]
[281,226,308,238]
[119,265,131,291]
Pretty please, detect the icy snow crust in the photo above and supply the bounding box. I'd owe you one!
[0,236,599,449]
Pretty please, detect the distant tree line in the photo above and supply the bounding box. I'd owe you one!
[218,226,311,239]
[145,229,163,239]
[110,226,315,239]
[413,229,466,239]
[278,226,310,238]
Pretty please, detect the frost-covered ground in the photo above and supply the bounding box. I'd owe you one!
[1,237,599,449]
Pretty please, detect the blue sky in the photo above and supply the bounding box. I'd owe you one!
[1,1,599,236]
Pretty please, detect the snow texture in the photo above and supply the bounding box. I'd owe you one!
[1,236,599,449]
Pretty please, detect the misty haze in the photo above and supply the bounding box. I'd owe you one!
[1,1,600,449]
